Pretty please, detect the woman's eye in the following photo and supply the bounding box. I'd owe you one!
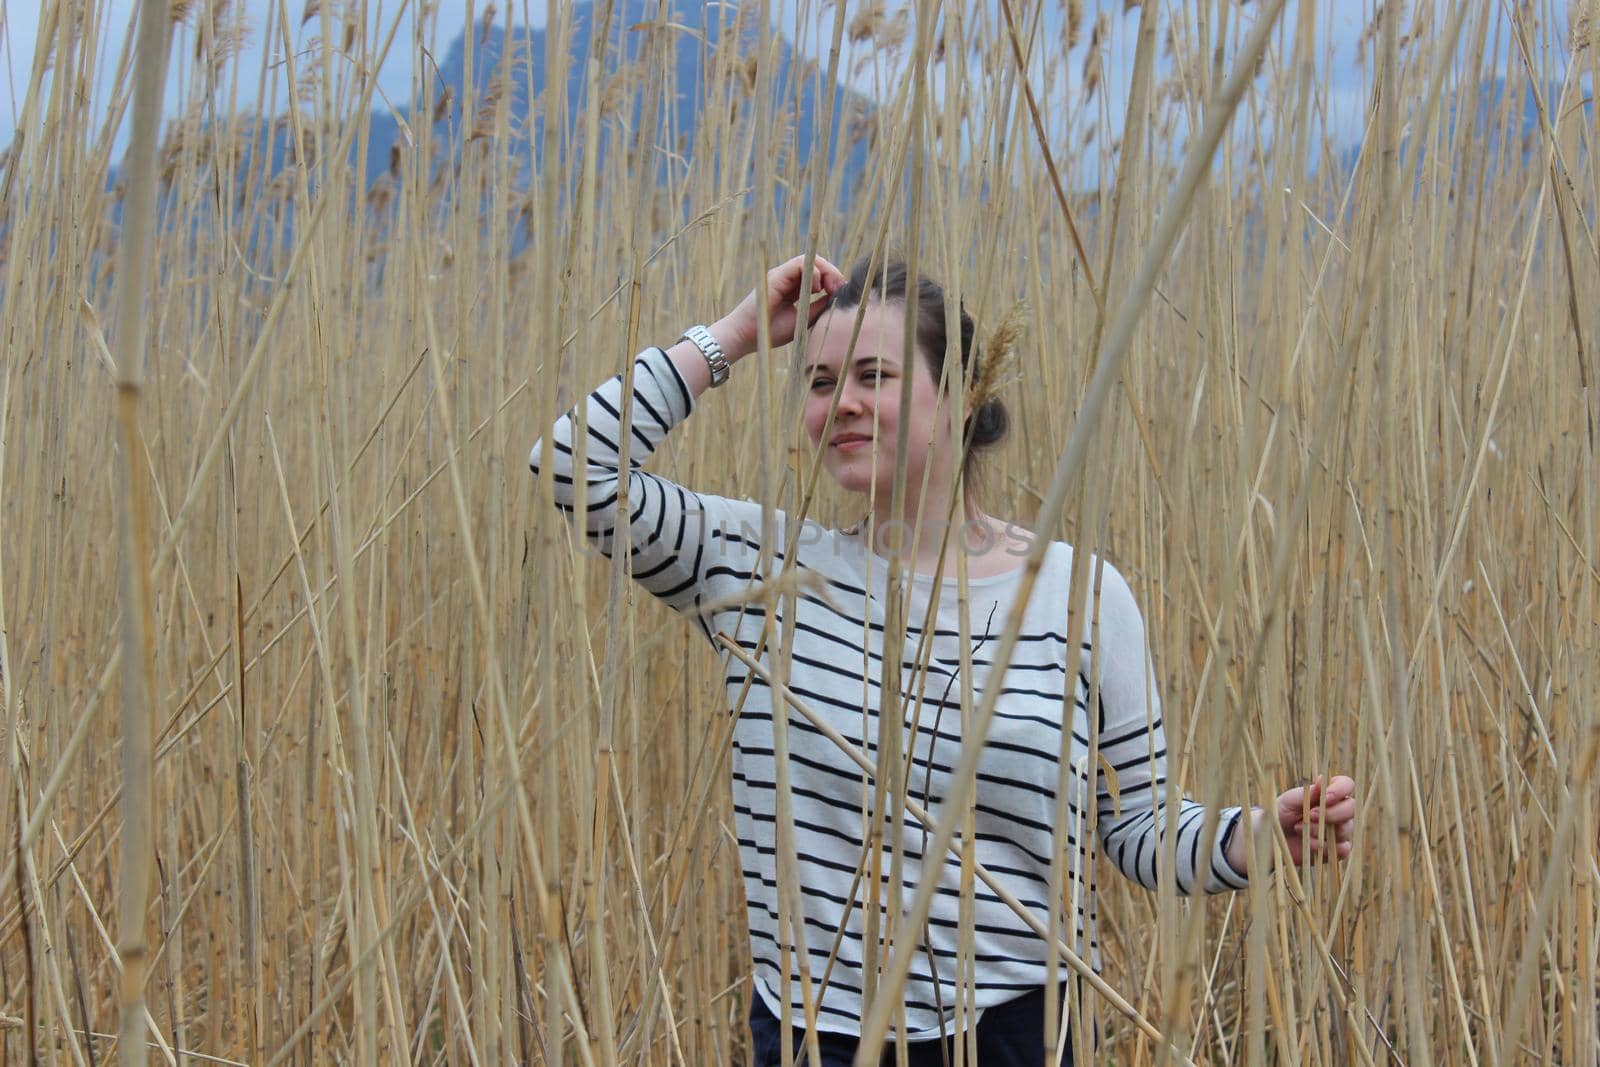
[810,377,834,392]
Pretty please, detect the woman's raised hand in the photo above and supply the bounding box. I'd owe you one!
[1274,775,1357,866]
[712,254,848,362]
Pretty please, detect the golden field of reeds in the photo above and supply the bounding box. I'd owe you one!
[1,0,1596,1063]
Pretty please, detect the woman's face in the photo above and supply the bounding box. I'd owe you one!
[800,301,957,504]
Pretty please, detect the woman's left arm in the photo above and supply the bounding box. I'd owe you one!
[1090,562,1251,894]
[1090,561,1359,890]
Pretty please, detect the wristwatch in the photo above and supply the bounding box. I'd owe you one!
[680,324,730,388]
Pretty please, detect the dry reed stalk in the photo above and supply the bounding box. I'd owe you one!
[105,0,172,1065]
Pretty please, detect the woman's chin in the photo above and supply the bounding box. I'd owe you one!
[817,458,863,492]
[822,454,916,501]
[824,465,879,495]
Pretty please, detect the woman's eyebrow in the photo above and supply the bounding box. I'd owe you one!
[803,350,899,375]
[842,352,899,371]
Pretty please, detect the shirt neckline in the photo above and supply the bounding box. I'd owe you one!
[840,527,1038,589]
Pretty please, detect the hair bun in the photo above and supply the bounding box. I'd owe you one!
[968,399,1010,449]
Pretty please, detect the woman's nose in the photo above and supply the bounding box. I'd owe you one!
[834,380,867,415]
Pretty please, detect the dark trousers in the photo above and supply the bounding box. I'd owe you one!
[748,986,1075,1066]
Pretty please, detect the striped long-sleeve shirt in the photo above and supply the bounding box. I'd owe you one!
[529,345,1248,1040]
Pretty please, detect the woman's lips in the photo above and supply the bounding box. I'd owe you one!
[830,434,871,451]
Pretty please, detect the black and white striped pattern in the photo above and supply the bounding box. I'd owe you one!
[530,346,1248,1039]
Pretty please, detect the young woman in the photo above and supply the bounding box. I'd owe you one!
[529,254,1357,1065]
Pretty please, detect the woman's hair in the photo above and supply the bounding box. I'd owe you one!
[825,258,1011,463]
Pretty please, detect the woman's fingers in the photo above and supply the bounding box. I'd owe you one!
[1323,775,1356,802]
[766,261,805,305]
[770,254,843,304]
[1291,775,1359,820]
[1276,785,1306,819]
[750,255,845,349]
[1298,831,1351,863]
[813,255,846,292]
[1304,796,1356,824]
[763,262,837,344]
[1318,797,1358,823]
[804,291,834,328]
[1282,773,1358,864]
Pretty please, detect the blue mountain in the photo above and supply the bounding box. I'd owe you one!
[205,0,870,256]
[1333,76,1584,181]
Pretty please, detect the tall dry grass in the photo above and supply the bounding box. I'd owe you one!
[1,0,1596,1063]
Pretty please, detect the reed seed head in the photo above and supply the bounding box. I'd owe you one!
[968,302,1027,413]
[848,3,889,45]
[1065,0,1084,50]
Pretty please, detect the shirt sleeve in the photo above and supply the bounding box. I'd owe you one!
[528,346,764,632]
[1088,561,1249,894]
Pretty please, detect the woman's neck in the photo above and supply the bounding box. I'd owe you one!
[859,488,989,568]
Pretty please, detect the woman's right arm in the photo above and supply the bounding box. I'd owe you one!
[526,324,741,605]
[528,255,845,613]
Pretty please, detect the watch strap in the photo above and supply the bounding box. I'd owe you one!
[680,324,730,387]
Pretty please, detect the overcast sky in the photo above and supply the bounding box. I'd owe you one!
[0,1,1583,169]
[0,0,502,148]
